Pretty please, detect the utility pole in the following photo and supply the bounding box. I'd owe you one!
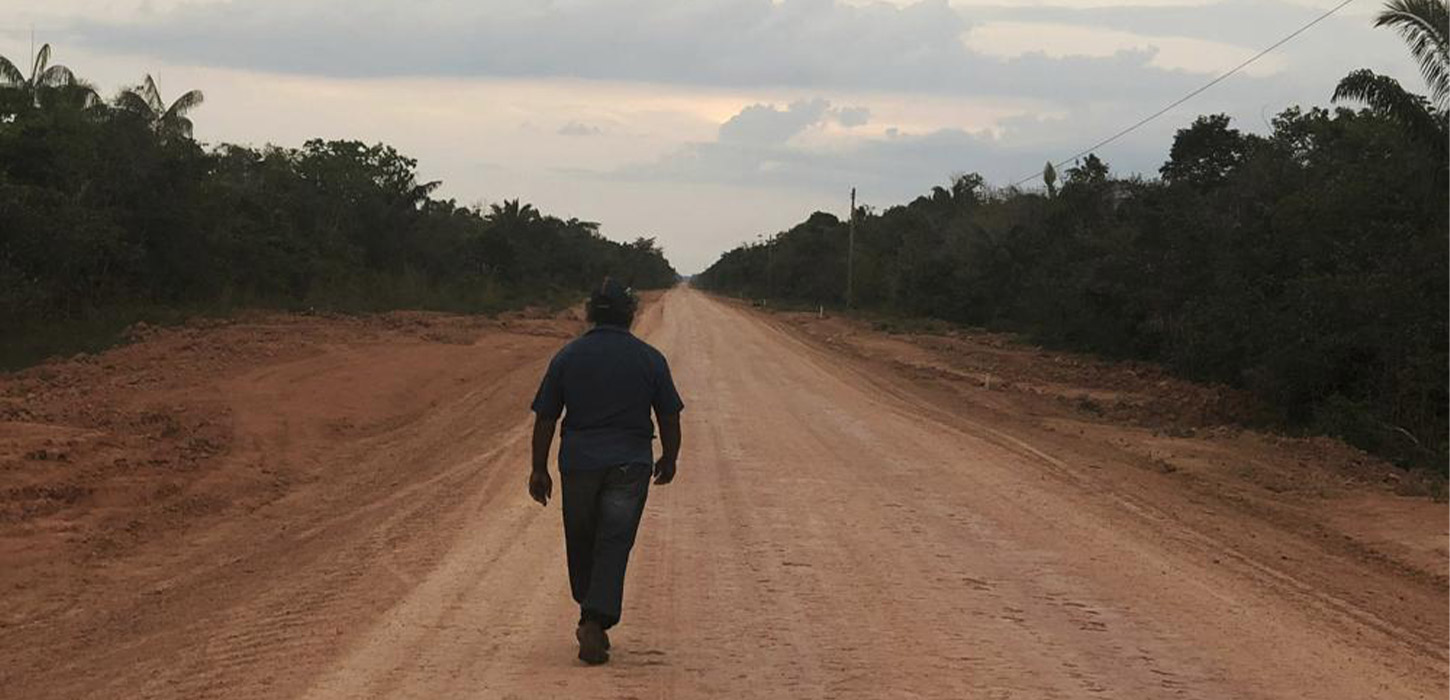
[767,234,774,297]
[757,233,772,298]
[846,187,856,308]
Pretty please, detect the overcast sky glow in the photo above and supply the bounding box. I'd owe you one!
[0,0,1424,272]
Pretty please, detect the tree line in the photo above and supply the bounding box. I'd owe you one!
[0,45,678,368]
[697,2,1449,471]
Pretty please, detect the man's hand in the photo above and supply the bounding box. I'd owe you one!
[653,457,677,485]
[654,412,681,486]
[528,469,553,505]
[529,414,558,506]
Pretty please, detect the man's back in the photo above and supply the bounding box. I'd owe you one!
[532,324,682,473]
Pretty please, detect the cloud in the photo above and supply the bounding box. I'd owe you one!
[614,124,1013,205]
[961,0,1421,81]
[720,98,833,144]
[963,20,1288,77]
[608,95,1181,201]
[964,0,1335,47]
[835,105,871,127]
[718,98,870,144]
[60,0,1247,104]
[558,121,603,136]
[53,0,1419,135]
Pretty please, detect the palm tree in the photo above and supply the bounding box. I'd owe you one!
[0,43,87,109]
[1376,0,1448,109]
[118,74,204,140]
[1332,0,1447,148]
[1334,69,1446,148]
[486,199,541,227]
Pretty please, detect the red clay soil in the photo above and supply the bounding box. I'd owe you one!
[0,288,1444,699]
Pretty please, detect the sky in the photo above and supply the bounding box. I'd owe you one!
[0,0,1426,272]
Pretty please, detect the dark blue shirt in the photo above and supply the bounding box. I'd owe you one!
[531,324,684,472]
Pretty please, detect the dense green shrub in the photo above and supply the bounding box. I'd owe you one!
[0,53,677,368]
[697,107,1447,471]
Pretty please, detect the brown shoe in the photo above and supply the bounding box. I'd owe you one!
[576,620,609,665]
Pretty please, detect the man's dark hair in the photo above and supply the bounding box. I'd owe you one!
[587,278,637,327]
[587,302,635,327]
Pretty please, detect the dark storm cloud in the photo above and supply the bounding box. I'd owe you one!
[64,0,1246,102]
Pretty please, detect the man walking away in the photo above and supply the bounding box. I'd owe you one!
[528,278,684,665]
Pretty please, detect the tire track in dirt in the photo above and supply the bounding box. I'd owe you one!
[4,289,1443,699]
[745,300,1448,671]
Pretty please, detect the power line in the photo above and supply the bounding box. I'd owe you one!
[1011,0,1357,188]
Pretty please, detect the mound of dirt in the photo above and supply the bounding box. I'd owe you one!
[784,313,1272,431]
[0,310,578,628]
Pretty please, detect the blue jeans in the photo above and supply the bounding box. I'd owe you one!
[561,464,651,629]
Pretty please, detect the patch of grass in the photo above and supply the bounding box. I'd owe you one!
[1392,471,1449,501]
[1312,394,1444,476]
[1075,396,1105,416]
[755,298,827,314]
[1,304,231,371]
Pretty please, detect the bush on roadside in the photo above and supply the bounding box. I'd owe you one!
[0,52,679,369]
[696,108,1448,473]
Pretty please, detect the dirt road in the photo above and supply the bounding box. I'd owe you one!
[2,287,1445,699]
